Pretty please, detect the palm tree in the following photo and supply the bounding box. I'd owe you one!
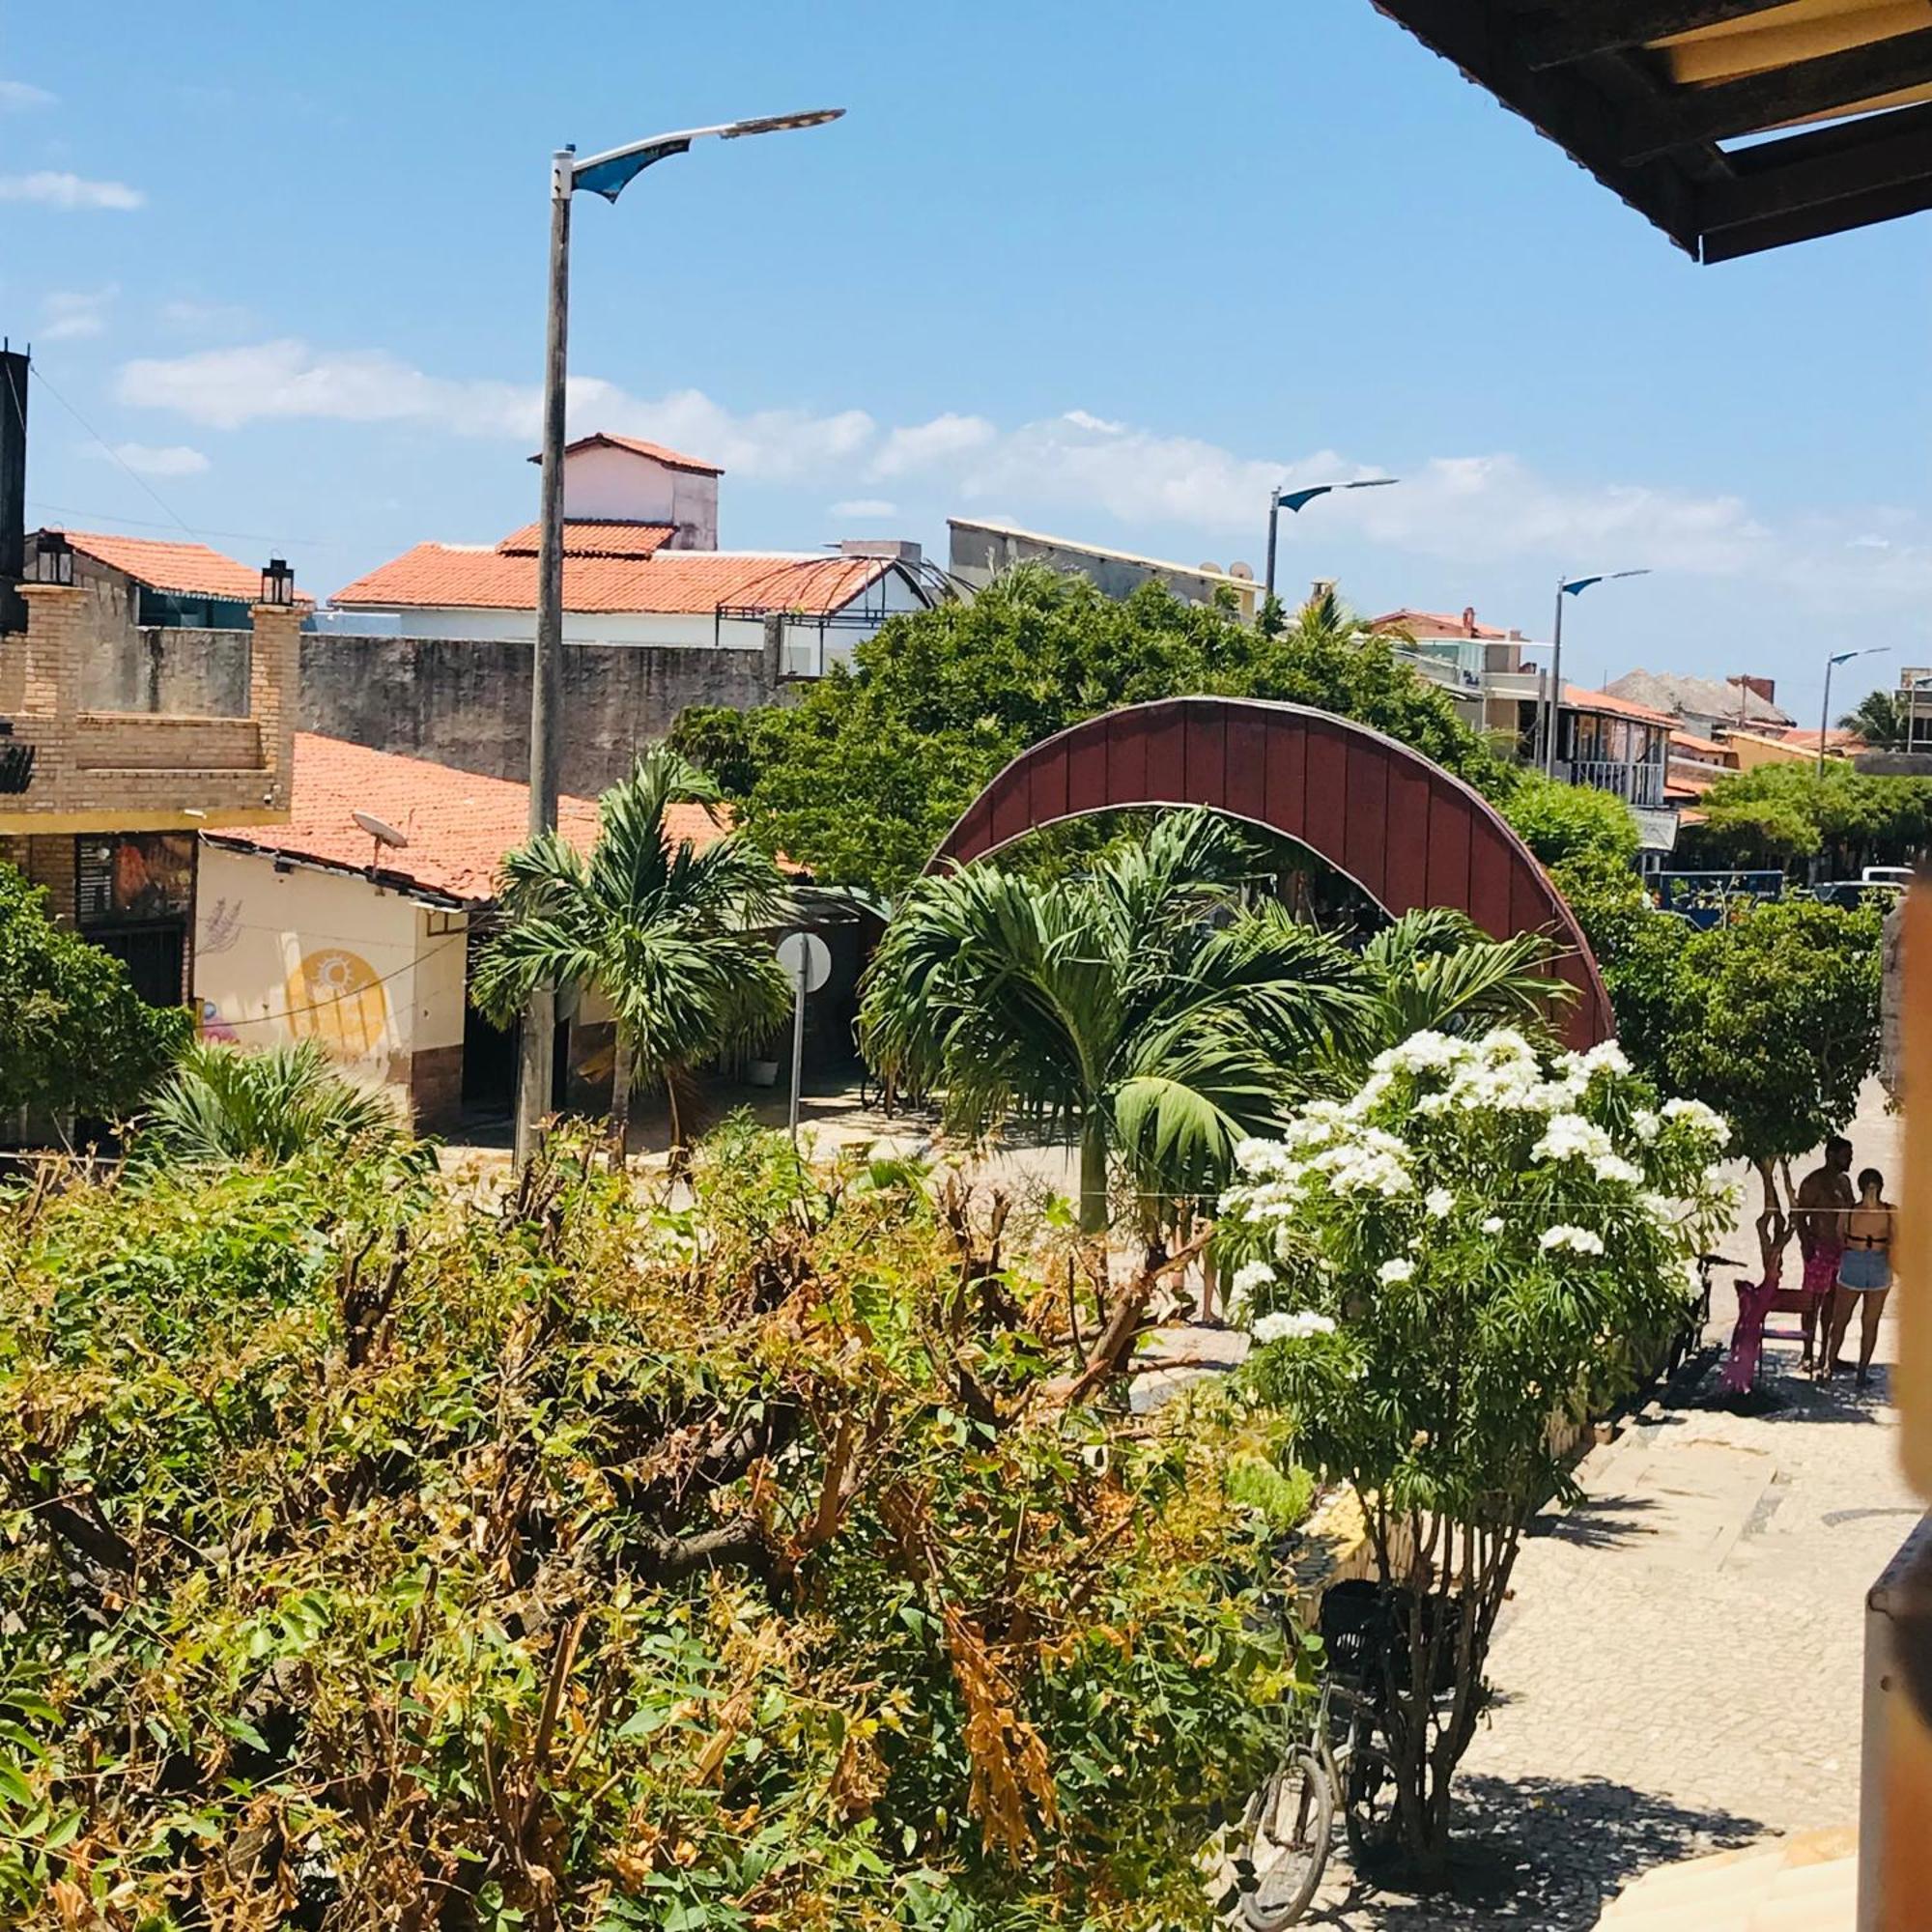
[137,1039,410,1166]
[1838,689,1906,748]
[859,809,1371,1235]
[1341,908,1572,1070]
[470,748,793,1166]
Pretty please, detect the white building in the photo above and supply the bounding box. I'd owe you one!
[329,433,938,677]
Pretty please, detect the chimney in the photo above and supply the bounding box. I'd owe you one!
[1733,674,1776,705]
[1463,605,1477,636]
[0,344,25,638]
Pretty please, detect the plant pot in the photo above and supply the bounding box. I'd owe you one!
[747,1059,781,1088]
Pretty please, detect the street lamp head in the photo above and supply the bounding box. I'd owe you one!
[571,107,845,202]
[1562,568,1650,597]
[1275,476,1398,515]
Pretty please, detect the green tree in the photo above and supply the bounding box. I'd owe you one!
[1839,688,1907,747]
[135,1037,412,1167]
[1548,850,1688,1089]
[1500,769,1639,869]
[470,748,793,1164]
[0,863,188,1133]
[1646,895,1882,1273]
[673,571,1512,896]
[1687,760,1932,874]
[1221,1030,1733,1878]
[860,809,1369,1234]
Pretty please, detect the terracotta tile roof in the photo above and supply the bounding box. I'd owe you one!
[495,520,676,558]
[209,734,738,905]
[537,431,724,476]
[1371,607,1513,640]
[1665,769,1720,798]
[1668,728,1731,758]
[56,529,312,604]
[1565,683,1675,725]
[329,544,893,617]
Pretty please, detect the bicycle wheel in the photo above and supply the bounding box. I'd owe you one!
[1341,1730,1400,1866]
[1234,1747,1333,1930]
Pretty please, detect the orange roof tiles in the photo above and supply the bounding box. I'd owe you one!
[329,544,893,617]
[59,529,310,604]
[211,734,737,905]
[540,431,724,476]
[1565,683,1675,726]
[495,520,676,558]
[1668,728,1731,758]
[1372,607,1514,640]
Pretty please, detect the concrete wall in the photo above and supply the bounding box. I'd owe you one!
[562,442,718,549]
[296,631,786,796]
[79,625,251,717]
[949,519,1260,621]
[194,843,470,1127]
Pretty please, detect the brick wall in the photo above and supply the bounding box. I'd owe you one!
[298,632,789,797]
[76,714,262,771]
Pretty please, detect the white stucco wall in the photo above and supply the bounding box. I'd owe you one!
[561,444,719,547]
[193,844,469,1098]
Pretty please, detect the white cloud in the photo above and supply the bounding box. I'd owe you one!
[0,171,144,211]
[831,497,899,521]
[870,412,996,478]
[0,80,55,110]
[41,286,117,341]
[159,297,257,335]
[94,442,211,477]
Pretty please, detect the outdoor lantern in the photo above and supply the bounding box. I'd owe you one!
[261,556,295,608]
[35,531,73,586]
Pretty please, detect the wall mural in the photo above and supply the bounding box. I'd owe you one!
[284,948,390,1060]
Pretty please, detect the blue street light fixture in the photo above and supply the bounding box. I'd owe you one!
[516,105,845,1166]
[1818,644,1889,778]
[1542,569,1651,776]
[1263,476,1399,606]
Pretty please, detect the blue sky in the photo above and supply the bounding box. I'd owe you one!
[4,0,1927,717]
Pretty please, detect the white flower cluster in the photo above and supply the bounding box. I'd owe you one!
[1540,1224,1606,1256]
[1252,1308,1338,1345]
[1425,1186,1455,1219]
[1661,1095,1732,1148]
[1223,1106,1413,1221]
[1378,1256,1416,1285]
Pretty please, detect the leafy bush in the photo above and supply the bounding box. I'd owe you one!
[0,863,189,1130]
[1686,760,1932,872]
[0,1128,1296,1930]
[1500,770,1638,869]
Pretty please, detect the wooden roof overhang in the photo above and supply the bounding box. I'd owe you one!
[1369,1,1932,260]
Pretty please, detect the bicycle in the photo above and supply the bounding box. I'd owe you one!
[1666,1250,1745,1377]
[1230,1580,1441,1929]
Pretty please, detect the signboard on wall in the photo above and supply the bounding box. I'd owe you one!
[75,833,194,925]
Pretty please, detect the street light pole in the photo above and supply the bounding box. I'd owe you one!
[1818,646,1889,781]
[1261,476,1398,610]
[515,107,844,1169]
[1542,569,1650,778]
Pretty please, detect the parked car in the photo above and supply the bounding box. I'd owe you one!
[1861,865,1917,887]
[1810,879,1906,912]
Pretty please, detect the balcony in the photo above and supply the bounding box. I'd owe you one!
[1562,757,1667,810]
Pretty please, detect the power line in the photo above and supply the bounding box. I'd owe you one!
[25,497,350,552]
[25,359,195,536]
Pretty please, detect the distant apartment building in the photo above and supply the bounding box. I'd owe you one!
[946,517,1262,622]
[1368,606,1541,738]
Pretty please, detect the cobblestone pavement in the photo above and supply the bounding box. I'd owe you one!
[1301,1089,1917,1927]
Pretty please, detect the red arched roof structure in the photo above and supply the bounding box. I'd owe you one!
[929,696,1614,1049]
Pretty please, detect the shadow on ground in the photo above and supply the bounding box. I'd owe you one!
[1306,1774,1767,1930]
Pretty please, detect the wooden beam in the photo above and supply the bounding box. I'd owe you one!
[1623,24,1932,160]
[1520,0,1797,72]
[1701,167,1932,258]
[1699,99,1932,229]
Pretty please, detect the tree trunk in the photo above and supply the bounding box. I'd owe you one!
[665,1066,688,1179]
[606,1030,634,1175]
[1754,1155,1789,1279]
[1077,1116,1109,1236]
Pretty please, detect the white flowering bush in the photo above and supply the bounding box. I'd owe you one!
[1216,1027,1734,1874]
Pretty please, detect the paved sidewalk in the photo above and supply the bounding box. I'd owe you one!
[1306,1093,1918,1928]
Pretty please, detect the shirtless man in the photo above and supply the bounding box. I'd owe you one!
[1794,1136,1856,1375]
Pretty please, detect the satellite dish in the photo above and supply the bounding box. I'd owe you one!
[353,810,410,850]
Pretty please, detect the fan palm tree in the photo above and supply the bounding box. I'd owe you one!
[1838,689,1906,749]
[860,809,1372,1235]
[470,748,793,1166]
[137,1038,410,1167]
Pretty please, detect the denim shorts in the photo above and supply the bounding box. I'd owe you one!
[1839,1248,1891,1292]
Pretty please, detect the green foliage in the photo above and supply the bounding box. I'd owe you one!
[1688,759,1932,871]
[133,1037,415,1168]
[1500,770,1639,868]
[1839,688,1907,748]
[860,809,1372,1234]
[672,571,1511,896]
[0,863,189,1127]
[1221,1030,1733,1870]
[471,747,795,1153]
[1547,853,1688,1089]
[0,1133,1297,1930]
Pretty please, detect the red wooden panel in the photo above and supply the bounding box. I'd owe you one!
[1030,739,1069,827]
[1467,818,1514,938]
[1184,705,1227,810]
[1343,741,1391,904]
[1225,709,1267,828]
[1106,707,1151,805]
[988,767,1033,849]
[1424,792,1472,914]
[952,794,995,866]
[1302,723,1349,874]
[1510,855,1552,944]
[1382,760,1431,915]
[1065,726,1109,816]
[1263,716,1308,841]
[1145,705,1187,802]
